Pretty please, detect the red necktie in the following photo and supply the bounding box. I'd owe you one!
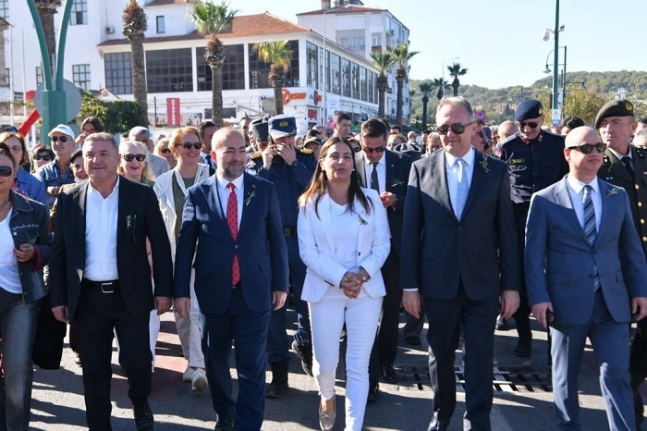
[226,183,240,287]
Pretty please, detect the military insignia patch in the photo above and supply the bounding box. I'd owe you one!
[509,158,525,165]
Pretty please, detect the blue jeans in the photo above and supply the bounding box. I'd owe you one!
[0,288,41,431]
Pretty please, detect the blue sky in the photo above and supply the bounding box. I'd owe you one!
[236,0,647,89]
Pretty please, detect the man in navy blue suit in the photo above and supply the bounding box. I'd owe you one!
[174,127,289,431]
[526,126,647,431]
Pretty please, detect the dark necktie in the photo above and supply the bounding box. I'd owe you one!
[621,156,634,177]
[205,154,213,168]
[583,185,600,290]
[226,183,240,287]
[370,162,379,192]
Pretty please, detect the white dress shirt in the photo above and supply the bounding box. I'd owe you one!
[566,175,602,232]
[84,177,120,281]
[216,173,244,228]
[445,148,475,214]
[201,152,215,169]
[363,152,386,194]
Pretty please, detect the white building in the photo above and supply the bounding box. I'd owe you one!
[1,0,381,135]
[297,0,412,124]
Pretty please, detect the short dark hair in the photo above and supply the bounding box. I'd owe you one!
[561,116,585,130]
[390,124,402,133]
[199,120,218,137]
[70,149,84,163]
[81,116,103,133]
[333,111,351,124]
[361,118,388,139]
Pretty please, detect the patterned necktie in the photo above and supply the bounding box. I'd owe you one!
[370,162,379,192]
[583,185,600,290]
[226,183,240,287]
[455,158,468,218]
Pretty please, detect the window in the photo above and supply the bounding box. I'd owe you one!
[249,40,299,89]
[72,64,91,90]
[351,62,359,99]
[36,67,43,85]
[146,48,193,93]
[70,0,87,25]
[0,0,8,20]
[197,44,244,91]
[156,16,165,34]
[359,67,367,102]
[4,68,9,86]
[342,59,351,97]
[331,54,340,95]
[105,52,132,94]
[306,42,318,89]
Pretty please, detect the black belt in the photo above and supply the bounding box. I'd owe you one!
[283,226,297,237]
[82,279,120,293]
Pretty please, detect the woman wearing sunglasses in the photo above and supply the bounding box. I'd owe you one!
[118,141,156,186]
[153,127,210,392]
[0,132,48,210]
[31,147,55,173]
[154,137,176,169]
[0,143,51,431]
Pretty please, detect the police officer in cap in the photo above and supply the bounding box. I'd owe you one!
[594,99,647,428]
[248,118,270,154]
[254,115,318,398]
[499,99,568,358]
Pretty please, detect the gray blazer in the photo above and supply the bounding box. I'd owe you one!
[525,176,647,325]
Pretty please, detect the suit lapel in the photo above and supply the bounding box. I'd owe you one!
[319,195,336,252]
[355,154,367,188]
[117,177,129,250]
[239,174,255,237]
[206,176,232,240]
[554,178,589,244]
[433,152,457,221]
[596,181,612,247]
[356,199,367,251]
[385,151,402,193]
[75,183,88,272]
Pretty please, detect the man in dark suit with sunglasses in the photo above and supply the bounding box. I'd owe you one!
[355,118,412,400]
[498,99,568,358]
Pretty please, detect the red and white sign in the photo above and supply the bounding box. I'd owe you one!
[167,98,181,126]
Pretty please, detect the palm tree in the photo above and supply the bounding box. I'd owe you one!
[35,0,62,72]
[388,43,419,126]
[418,81,433,129]
[253,41,292,115]
[370,51,396,119]
[447,62,468,96]
[189,0,237,126]
[123,0,148,125]
[431,77,451,101]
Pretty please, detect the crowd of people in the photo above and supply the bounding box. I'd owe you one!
[1,97,647,431]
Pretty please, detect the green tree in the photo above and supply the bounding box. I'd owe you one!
[370,51,396,119]
[388,43,419,126]
[418,81,433,129]
[430,77,451,101]
[563,86,607,125]
[253,41,292,115]
[35,0,62,72]
[79,90,145,135]
[447,62,468,97]
[189,0,237,126]
[123,0,148,125]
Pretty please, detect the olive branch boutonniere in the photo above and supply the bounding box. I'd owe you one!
[606,187,619,199]
[244,186,257,207]
[358,215,368,226]
[391,178,405,187]
[480,154,490,173]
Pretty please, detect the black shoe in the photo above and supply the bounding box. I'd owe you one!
[427,419,450,431]
[380,365,398,384]
[367,381,379,403]
[133,403,154,431]
[496,317,511,331]
[214,416,233,431]
[405,336,421,346]
[266,360,289,398]
[291,340,313,377]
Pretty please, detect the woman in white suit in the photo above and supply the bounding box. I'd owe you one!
[298,137,390,431]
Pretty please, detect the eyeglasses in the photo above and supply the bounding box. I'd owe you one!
[352,146,362,153]
[437,122,473,136]
[51,136,69,143]
[362,146,386,154]
[122,154,147,162]
[160,148,172,154]
[567,143,607,154]
[182,142,202,150]
[517,121,539,129]
[0,166,13,177]
[33,154,52,161]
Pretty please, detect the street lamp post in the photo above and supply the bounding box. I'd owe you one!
[544,45,567,104]
[543,0,563,125]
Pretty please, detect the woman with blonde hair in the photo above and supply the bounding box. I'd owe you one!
[298,137,390,430]
[118,140,156,186]
[154,137,176,169]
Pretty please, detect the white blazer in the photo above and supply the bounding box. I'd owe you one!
[153,164,212,260]
[297,188,391,303]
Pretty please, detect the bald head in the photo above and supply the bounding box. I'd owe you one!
[498,121,519,141]
[212,127,245,150]
[212,127,246,180]
[564,126,600,149]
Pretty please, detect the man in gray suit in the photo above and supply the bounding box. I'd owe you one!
[401,97,520,431]
[525,126,647,431]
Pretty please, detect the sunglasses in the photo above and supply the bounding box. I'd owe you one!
[122,154,147,162]
[182,142,202,150]
[160,148,172,154]
[51,136,69,143]
[362,146,386,154]
[567,143,607,154]
[437,122,473,136]
[517,121,539,129]
[0,166,13,177]
[33,154,52,161]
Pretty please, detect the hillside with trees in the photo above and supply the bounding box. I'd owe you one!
[409,71,647,128]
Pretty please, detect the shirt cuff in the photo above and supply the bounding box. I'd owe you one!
[403,288,418,292]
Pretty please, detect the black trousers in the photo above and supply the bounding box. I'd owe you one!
[76,285,152,431]
[425,287,499,431]
[368,250,402,382]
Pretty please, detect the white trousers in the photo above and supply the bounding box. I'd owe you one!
[309,288,382,431]
[174,272,205,369]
